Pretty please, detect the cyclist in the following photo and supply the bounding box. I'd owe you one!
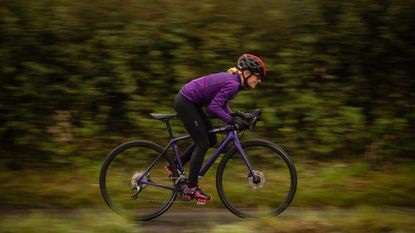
[169,54,267,203]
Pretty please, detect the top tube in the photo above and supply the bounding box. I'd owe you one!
[171,124,236,144]
[209,124,236,134]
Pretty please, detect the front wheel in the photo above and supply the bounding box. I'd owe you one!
[216,139,297,218]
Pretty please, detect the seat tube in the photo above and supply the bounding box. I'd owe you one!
[172,142,184,172]
[233,134,255,176]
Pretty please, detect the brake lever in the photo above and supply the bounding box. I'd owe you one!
[249,109,261,131]
[249,116,259,131]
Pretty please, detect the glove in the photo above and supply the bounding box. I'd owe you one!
[230,109,261,131]
[231,111,255,120]
[231,116,249,130]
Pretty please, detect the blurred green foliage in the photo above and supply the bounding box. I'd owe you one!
[1,0,414,169]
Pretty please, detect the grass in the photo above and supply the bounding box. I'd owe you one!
[292,159,415,207]
[1,157,414,233]
[208,206,415,233]
[0,158,414,209]
[0,209,140,233]
[1,207,414,233]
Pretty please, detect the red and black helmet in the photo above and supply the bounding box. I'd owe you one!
[237,54,267,79]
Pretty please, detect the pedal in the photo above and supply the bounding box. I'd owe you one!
[181,194,193,201]
[196,199,206,205]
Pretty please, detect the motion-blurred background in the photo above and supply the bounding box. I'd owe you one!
[1,0,414,232]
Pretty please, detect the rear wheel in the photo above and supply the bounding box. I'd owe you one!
[216,139,297,218]
[99,140,178,221]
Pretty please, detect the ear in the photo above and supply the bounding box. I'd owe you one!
[243,70,252,77]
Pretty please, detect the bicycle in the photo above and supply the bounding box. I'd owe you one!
[99,109,297,221]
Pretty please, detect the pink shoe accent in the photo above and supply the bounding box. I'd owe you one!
[194,192,209,200]
[164,166,173,175]
[197,199,206,205]
[180,184,212,203]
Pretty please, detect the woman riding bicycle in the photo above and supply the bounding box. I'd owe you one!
[169,54,267,202]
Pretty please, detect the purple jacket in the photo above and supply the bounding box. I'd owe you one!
[179,72,242,123]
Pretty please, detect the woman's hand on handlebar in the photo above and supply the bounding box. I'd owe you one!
[230,109,261,131]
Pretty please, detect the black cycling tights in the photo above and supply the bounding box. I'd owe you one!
[174,93,217,186]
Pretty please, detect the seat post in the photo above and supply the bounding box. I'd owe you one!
[164,120,174,139]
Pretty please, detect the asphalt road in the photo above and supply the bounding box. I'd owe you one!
[139,208,240,233]
[137,206,415,233]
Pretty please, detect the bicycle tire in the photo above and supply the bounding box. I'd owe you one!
[99,140,178,221]
[216,139,297,218]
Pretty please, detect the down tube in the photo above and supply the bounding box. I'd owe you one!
[198,131,235,177]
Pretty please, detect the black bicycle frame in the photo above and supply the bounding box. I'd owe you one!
[138,125,256,191]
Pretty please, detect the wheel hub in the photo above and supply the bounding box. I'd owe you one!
[129,171,151,199]
[248,170,265,189]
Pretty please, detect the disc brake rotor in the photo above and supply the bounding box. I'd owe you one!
[248,170,265,189]
[130,171,150,190]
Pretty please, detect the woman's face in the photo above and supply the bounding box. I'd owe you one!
[243,71,262,89]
